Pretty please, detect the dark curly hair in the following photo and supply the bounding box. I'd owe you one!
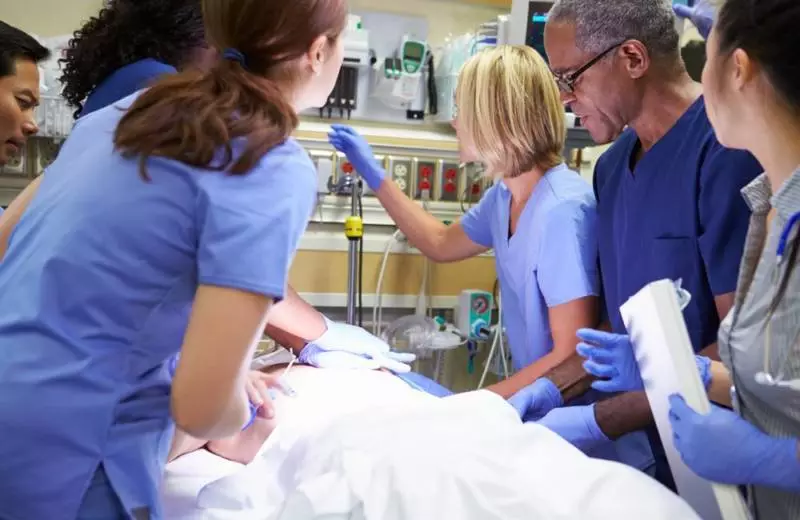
[59,0,205,118]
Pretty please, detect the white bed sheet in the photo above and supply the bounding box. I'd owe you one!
[161,367,701,520]
[162,450,246,519]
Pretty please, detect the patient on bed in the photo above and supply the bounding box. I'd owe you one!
[167,364,442,465]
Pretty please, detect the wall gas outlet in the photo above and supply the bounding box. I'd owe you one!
[385,155,413,196]
[1,144,26,175]
[437,160,461,202]
[413,157,437,200]
[36,139,62,173]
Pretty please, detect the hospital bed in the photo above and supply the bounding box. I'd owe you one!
[161,361,701,520]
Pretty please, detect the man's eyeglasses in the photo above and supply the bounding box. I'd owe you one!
[552,41,626,94]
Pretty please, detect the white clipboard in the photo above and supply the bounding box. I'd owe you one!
[620,279,751,520]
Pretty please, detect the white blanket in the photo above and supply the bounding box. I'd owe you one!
[188,383,699,520]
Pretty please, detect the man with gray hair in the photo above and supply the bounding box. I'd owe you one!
[508,0,763,488]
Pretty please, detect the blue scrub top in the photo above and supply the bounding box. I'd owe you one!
[594,96,761,484]
[461,163,599,370]
[79,58,176,118]
[594,97,761,349]
[461,164,653,472]
[0,93,317,520]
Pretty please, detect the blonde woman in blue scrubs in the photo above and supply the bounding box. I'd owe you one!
[330,45,653,472]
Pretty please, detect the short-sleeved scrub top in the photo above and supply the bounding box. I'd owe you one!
[0,92,318,520]
[593,96,763,487]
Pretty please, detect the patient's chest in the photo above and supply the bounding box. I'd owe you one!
[259,368,434,455]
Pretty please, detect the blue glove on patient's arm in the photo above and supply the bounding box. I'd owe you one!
[536,404,610,453]
[300,317,416,373]
[669,394,800,491]
[328,125,387,191]
[673,3,714,39]
[576,329,644,393]
[508,378,563,422]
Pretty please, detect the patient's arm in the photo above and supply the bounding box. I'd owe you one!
[205,413,278,464]
[594,392,654,440]
[167,364,286,465]
[544,353,655,441]
[544,353,596,403]
[169,429,209,462]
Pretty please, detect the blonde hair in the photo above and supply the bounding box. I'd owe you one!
[456,45,565,177]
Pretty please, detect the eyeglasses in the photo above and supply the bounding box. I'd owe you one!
[552,41,626,94]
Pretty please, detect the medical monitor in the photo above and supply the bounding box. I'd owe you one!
[508,1,553,59]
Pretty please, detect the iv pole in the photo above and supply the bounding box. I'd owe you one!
[330,172,363,326]
[343,179,363,325]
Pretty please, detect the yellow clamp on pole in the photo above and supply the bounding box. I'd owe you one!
[344,215,363,240]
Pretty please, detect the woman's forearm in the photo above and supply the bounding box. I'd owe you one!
[374,179,451,260]
[708,360,733,407]
[487,350,573,399]
[265,285,326,353]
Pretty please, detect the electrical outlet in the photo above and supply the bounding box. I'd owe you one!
[1,143,27,175]
[413,157,437,200]
[385,155,413,196]
[465,177,488,203]
[437,160,460,202]
[308,149,335,194]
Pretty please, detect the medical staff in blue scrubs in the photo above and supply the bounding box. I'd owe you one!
[331,45,651,471]
[0,22,48,170]
[333,45,601,400]
[509,0,762,488]
[60,0,211,119]
[58,0,412,374]
[0,0,351,518]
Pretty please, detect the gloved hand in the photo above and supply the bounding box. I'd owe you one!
[508,378,563,422]
[576,329,644,393]
[536,404,610,453]
[300,317,416,373]
[669,394,800,491]
[673,3,714,39]
[695,355,712,390]
[327,124,386,191]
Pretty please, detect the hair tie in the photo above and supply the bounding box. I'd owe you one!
[222,48,247,68]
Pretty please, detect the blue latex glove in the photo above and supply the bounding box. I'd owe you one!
[576,329,644,393]
[300,317,416,373]
[536,404,610,452]
[508,378,563,422]
[695,355,712,390]
[327,124,386,191]
[669,394,800,491]
[673,3,714,39]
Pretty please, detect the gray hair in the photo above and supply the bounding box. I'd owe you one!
[549,0,680,60]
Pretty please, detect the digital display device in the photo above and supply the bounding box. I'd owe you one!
[525,1,552,63]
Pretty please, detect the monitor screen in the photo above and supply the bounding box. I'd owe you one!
[404,43,423,61]
[525,1,552,63]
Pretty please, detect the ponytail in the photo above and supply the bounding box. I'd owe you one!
[113,60,298,180]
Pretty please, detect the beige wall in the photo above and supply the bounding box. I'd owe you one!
[0,0,103,37]
[1,0,507,45]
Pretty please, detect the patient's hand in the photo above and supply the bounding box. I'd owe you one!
[245,370,281,419]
